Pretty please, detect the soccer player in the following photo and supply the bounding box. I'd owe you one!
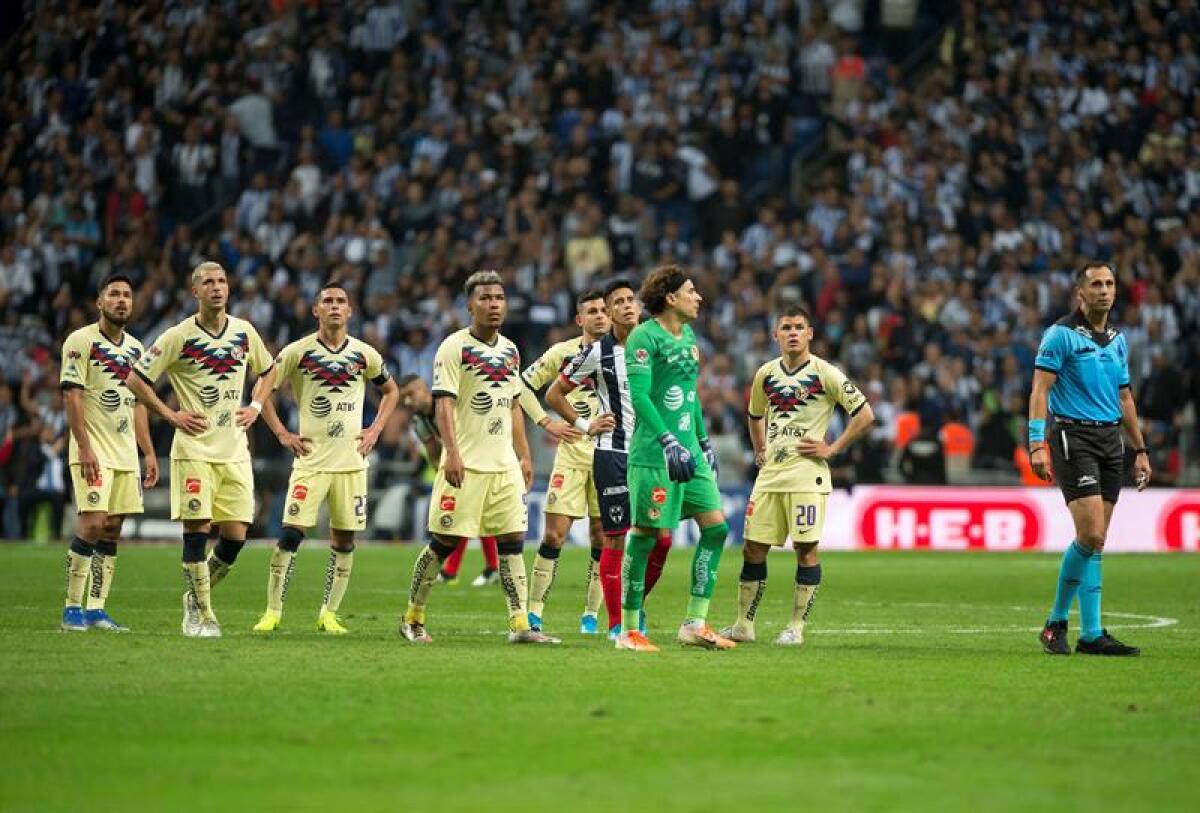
[1031,262,1151,656]
[719,306,874,646]
[549,278,659,639]
[398,373,502,587]
[621,265,733,652]
[59,273,159,632]
[127,262,274,638]
[239,281,399,633]
[519,289,616,634]
[399,270,570,645]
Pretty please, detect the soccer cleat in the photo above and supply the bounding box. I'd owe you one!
[253,611,281,632]
[84,609,129,632]
[527,611,543,632]
[579,613,599,635]
[317,611,348,634]
[181,591,203,637]
[471,568,499,587]
[607,624,621,641]
[1039,620,1070,655]
[774,627,805,647]
[677,620,736,650]
[1076,630,1140,656]
[507,628,561,644]
[400,621,432,644]
[436,569,460,586]
[197,618,222,638]
[718,624,756,643]
[615,630,660,652]
[61,606,87,632]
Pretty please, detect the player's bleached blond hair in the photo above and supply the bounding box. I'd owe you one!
[464,269,503,297]
[191,261,227,286]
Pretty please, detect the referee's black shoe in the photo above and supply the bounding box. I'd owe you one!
[1039,619,1070,655]
[1076,630,1141,656]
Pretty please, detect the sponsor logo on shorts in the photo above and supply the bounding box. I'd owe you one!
[648,507,661,520]
[551,473,565,489]
[187,498,201,513]
[440,495,456,512]
[651,487,667,505]
[87,491,100,505]
[608,505,624,525]
[87,472,103,487]
[602,486,628,496]
[1076,474,1098,487]
[439,515,454,528]
[745,500,755,518]
[185,478,202,494]
[292,485,308,501]
[287,503,300,516]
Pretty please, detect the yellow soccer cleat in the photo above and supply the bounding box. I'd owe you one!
[252,610,281,632]
[317,610,348,634]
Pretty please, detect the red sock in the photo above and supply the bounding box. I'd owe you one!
[480,536,499,571]
[599,546,623,630]
[442,540,467,577]
[644,533,672,596]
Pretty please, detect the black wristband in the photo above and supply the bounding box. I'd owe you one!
[1132,448,1148,456]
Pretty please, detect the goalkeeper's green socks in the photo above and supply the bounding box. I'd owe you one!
[685,523,728,622]
[621,532,655,630]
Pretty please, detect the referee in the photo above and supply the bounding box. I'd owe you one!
[1029,261,1152,656]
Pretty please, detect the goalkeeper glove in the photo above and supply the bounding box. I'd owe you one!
[699,437,718,477]
[658,432,696,483]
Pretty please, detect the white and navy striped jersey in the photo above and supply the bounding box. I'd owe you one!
[561,333,634,454]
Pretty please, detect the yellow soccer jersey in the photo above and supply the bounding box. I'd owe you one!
[748,354,868,493]
[59,324,145,471]
[521,336,601,469]
[135,315,273,463]
[431,328,523,473]
[273,333,391,472]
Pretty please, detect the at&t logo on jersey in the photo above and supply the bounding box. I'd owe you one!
[664,385,684,411]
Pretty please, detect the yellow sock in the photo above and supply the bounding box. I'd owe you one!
[321,549,354,613]
[86,545,117,610]
[791,584,818,632]
[527,552,558,617]
[407,544,440,617]
[184,562,215,621]
[266,547,295,614]
[65,545,92,608]
[584,552,603,616]
[737,578,766,634]
[498,552,529,631]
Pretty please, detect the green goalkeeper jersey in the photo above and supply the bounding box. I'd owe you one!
[625,318,707,467]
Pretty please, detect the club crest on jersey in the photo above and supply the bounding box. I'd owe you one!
[461,345,519,388]
[180,333,249,380]
[634,348,649,364]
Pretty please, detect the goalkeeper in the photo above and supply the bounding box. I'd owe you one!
[620,265,735,652]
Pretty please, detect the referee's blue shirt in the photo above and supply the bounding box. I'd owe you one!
[1034,310,1131,423]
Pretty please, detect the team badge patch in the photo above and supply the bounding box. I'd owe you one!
[648,507,661,520]
[651,487,667,505]
[87,491,100,505]
[287,503,300,516]
[292,485,308,501]
[691,346,699,361]
[547,493,557,505]
[440,495,456,512]
[634,348,649,363]
[187,498,201,513]
[439,515,453,528]
[185,478,202,494]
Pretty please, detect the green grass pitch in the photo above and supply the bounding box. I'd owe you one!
[1,544,1197,813]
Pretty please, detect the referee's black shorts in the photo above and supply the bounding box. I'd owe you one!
[1047,418,1124,505]
[593,449,630,536]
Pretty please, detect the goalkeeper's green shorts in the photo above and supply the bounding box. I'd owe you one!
[628,461,722,529]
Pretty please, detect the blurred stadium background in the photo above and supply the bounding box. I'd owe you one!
[0,0,1197,549]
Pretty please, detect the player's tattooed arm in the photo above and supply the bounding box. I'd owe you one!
[134,404,158,488]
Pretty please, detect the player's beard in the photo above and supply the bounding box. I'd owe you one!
[101,307,129,328]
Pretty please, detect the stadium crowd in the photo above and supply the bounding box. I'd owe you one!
[0,0,1197,540]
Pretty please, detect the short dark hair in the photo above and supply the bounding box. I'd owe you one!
[398,372,423,387]
[1075,261,1114,284]
[576,288,605,310]
[603,278,635,300]
[315,278,351,303]
[776,304,813,326]
[464,270,503,297]
[639,265,689,316]
[98,273,134,295]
